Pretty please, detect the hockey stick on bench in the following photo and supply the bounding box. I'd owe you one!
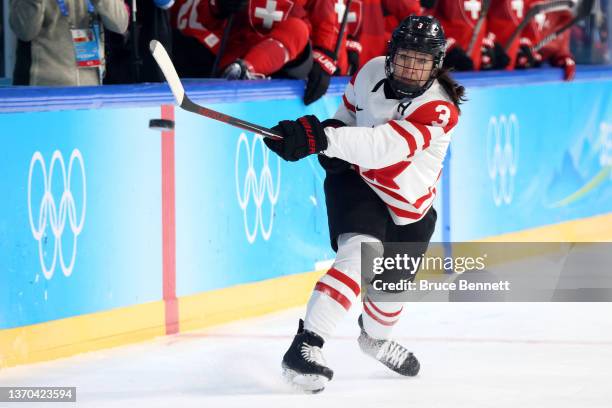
[149,40,282,139]
[533,0,595,51]
[466,0,491,55]
[503,0,575,52]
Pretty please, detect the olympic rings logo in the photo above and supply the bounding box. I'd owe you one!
[486,114,519,206]
[235,133,281,243]
[27,150,86,280]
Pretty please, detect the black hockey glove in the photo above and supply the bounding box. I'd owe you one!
[304,48,337,105]
[443,40,474,71]
[515,38,542,69]
[317,118,351,174]
[481,33,510,70]
[265,115,328,162]
[346,39,362,75]
[420,0,437,9]
[492,43,510,69]
[212,0,248,18]
[347,50,359,76]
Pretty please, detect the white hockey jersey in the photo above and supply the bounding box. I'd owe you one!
[322,57,459,225]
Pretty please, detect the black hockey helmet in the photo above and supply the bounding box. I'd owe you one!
[385,15,446,99]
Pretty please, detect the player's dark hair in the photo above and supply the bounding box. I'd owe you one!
[436,68,467,113]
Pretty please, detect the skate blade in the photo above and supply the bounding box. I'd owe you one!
[282,365,328,394]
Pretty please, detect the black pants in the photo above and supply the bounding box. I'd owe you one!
[324,170,437,251]
[324,170,437,291]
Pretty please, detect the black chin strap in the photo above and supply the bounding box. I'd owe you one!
[383,79,401,100]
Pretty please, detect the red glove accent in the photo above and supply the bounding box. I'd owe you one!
[346,40,362,54]
[562,57,576,81]
[480,33,495,67]
[554,56,576,81]
[313,50,337,76]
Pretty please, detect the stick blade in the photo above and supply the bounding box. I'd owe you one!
[149,40,185,106]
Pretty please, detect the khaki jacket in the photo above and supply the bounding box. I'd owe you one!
[10,0,129,85]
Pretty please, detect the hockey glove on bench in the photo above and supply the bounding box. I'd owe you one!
[265,115,328,162]
[304,48,337,105]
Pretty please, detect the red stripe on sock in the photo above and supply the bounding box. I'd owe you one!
[327,268,360,297]
[365,297,403,318]
[363,302,398,326]
[315,282,352,311]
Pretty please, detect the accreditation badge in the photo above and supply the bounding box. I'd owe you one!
[70,26,102,68]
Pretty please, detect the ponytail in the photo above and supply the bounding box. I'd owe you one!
[436,68,467,113]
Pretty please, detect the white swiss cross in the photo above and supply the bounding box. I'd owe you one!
[334,0,357,24]
[464,0,481,20]
[255,0,284,29]
[534,12,546,30]
[511,0,524,19]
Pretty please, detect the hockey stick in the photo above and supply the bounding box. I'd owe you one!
[533,0,595,51]
[210,14,235,77]
[466,0,491,55]
[149,40,282,139]
[334,0,353,58]
[503,0,575,52]
[129,0,142,82]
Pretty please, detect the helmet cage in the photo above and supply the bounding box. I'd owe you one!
[385,17,446,99]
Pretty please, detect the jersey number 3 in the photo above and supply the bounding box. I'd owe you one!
[433,105,450,128]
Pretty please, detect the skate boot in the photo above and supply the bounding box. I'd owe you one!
[357,315,420,376]
[222,59,266,80]
[282,319,333,393]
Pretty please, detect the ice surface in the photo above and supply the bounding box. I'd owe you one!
[1,303,611,407]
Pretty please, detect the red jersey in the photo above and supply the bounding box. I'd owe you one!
[487,0,528,69]
[522,2,573,63]
[172,0,338,53]
[171,0,226,53]
[431,0,487,70]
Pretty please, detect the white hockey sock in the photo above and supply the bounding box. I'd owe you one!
[361,297,404,340]
[303,233,379,341]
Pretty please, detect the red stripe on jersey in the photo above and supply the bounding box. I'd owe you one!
[363,175,436,210]
[315,282,352,310]
[361,161,411,190]
[363,302,397,326]
[412,122,432,150]
[365,297,403,317]
[363,177,410,204]
[327,267,360,297]
[387,200,434,220]
[343,94,356,112]
[413,187,436,209]
[407,101,458,133]
[389,121,417,155]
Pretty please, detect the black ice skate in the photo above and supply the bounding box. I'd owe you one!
[282,319,333,393]
[357,315,420,376]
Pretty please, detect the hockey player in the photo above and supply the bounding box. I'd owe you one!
[481,0,523,70]
[264,15,465,392]
[519,2,577,80]
[171,0,338,103]
[427,0,488,70]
